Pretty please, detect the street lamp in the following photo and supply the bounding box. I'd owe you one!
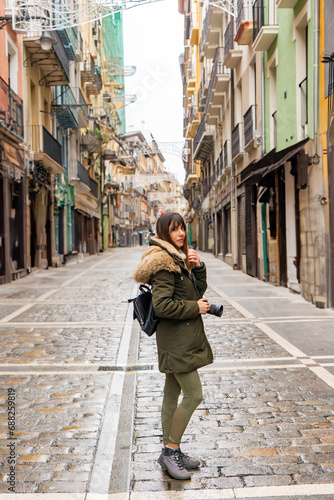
[36,31,57,51]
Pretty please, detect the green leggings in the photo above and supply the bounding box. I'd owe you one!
[161,369,203,445]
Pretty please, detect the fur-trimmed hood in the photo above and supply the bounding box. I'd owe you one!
[133,238,184,284]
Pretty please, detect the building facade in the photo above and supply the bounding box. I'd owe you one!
[0,7,25,283]
[180,0,330,307]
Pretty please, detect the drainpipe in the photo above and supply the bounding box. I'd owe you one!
[261,52,266,156]
[313,0,319,154]
[261,202,269,280]
[261,51,269,279]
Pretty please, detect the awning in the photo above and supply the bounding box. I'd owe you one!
[240,138,309,185]
[74,195,101,219]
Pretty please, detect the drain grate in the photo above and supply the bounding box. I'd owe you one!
[98,364,154,372]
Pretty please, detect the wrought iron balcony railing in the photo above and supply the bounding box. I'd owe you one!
[78,88,89,118]
[232,123,243,159]
[252,0,264,41]
[236,0,245,29]
[77,160,98,197]
[89,176,99,198]
[223,140,229,169]
[0,77,24,138]
[193,114,206,153]
[53,86,79,130]
[224,20,234,59]
[58,28,77,60]
[52,32,70,81]
[253,0,277,42]
[206,47,226,114]
[30,125,62,167]
[200,5,212,53]
[243,105,255,146]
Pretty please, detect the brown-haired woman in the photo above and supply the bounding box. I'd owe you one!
[133,212,213,480]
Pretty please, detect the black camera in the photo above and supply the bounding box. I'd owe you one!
[207,304,224,317]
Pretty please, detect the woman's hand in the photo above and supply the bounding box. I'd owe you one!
[197,298,210,314]
[188,248,201,267]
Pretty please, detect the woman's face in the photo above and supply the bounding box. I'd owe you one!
[169,223,186,249]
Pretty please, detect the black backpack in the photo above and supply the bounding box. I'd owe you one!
[128,284,159,337]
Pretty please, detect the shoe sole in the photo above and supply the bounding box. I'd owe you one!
[183,463,200,470]
[158,457,191,480]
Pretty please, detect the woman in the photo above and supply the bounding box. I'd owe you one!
[133,212,213,480]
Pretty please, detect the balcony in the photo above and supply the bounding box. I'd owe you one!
[235,0,253,45]
[77,160,99,198]
[52,87,79,130]
[185,106,200,139]
[81,55,102,96]
[76,87,89,129]
[23,32,69,86]
[215,149,224,181]
[75,31,83,62]
[199,69,209,110]
[200,5,223,59]
[30,125,63,174]
[223,139,230,172]
[231,123,244,162]
[189,12,200,46]
[276,0,298,9]
[243,105,259,150]
[185,14,191,41]
[206,53,229,124]
[206,47,229,124]
[58,28,77,61]
[0,77,24,138]
[186,78,196,96]
[193,114,215,161]
[252,0,278,52]
[224,21,242,68]
[81,127,100,153]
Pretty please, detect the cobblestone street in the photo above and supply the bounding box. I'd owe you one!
[1,247,334,499]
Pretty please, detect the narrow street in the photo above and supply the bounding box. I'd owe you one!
[1,247,334,499]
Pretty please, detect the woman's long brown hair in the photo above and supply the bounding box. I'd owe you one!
[155,212,192,270]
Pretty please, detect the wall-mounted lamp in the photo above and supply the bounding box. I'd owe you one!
[318,195,328,206]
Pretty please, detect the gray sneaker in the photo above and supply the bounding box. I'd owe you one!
[158,447,191,480]
[179,449,201,469]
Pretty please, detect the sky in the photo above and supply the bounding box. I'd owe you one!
[122,0,185,183]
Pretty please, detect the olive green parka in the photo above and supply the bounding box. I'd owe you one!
[133,238,213,374]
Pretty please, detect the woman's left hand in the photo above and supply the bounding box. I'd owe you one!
[188,248,201,267]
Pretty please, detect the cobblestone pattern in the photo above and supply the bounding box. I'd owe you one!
[137,286,291,365]
[131,368,334,492]
[131,287,334,493]
[0,373,111,493]
[0,327,124,364]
